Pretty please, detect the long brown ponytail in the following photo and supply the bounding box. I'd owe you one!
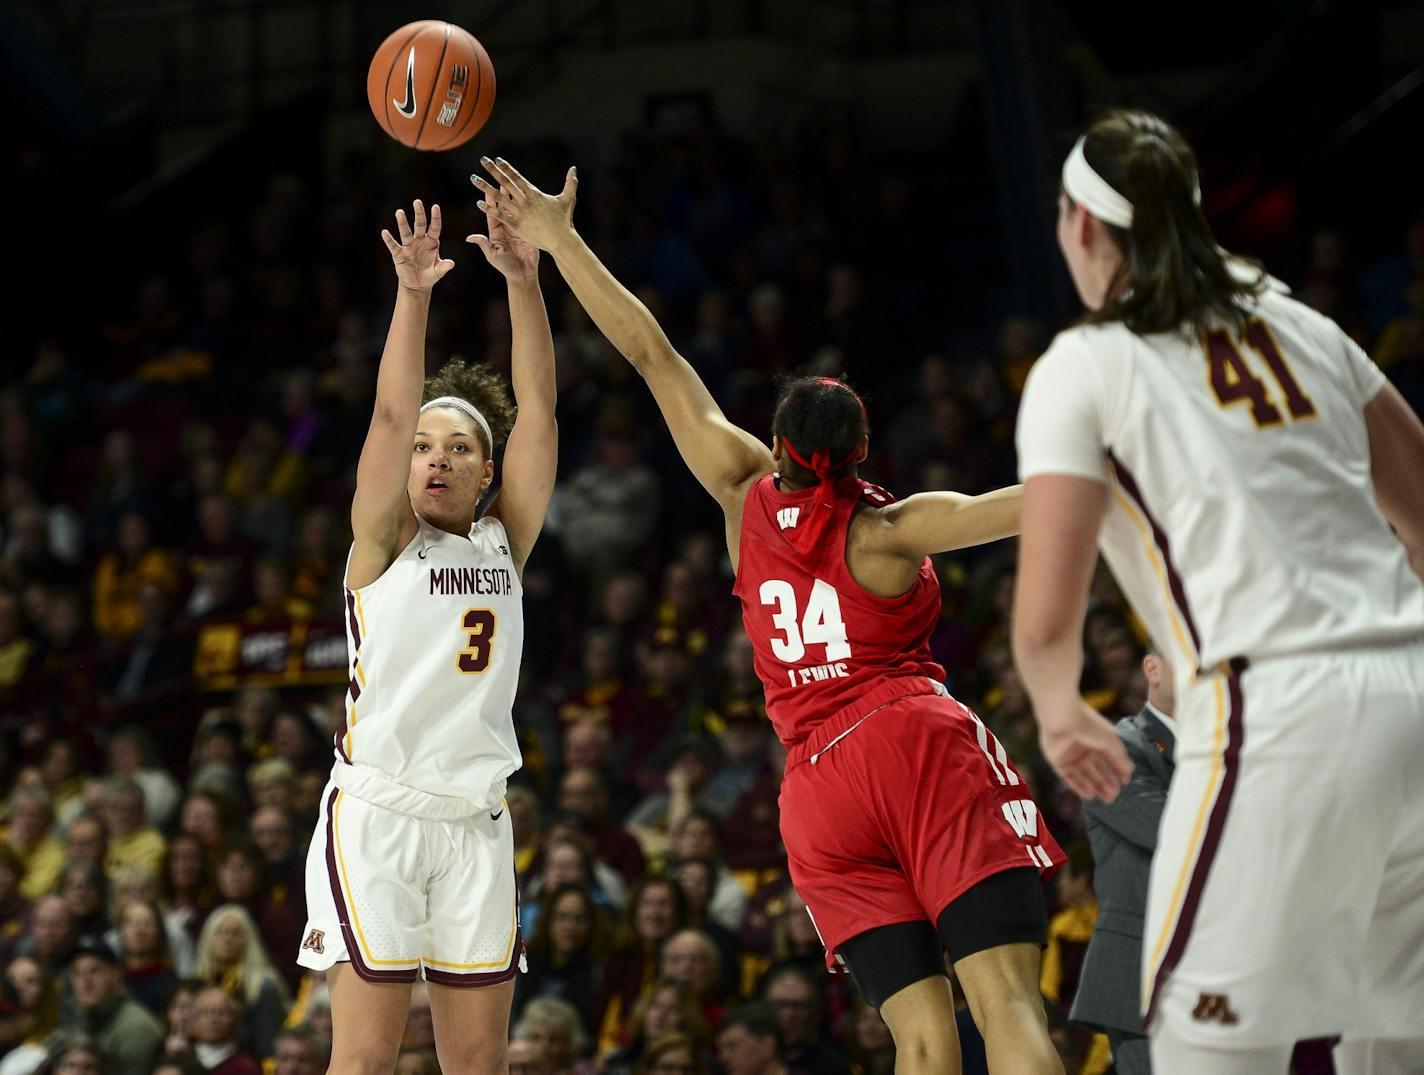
[1077,110,1264,335]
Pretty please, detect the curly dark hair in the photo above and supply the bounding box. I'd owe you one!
[421,357,516,457]
[771,374,870,484]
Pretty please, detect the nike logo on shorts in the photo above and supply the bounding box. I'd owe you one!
[393,48,417,117]
[490,808,504,821]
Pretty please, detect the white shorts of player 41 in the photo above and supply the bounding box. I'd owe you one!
[1141,639,1424,1061]
[298,780,523,986]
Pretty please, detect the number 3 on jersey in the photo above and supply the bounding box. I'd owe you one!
[759,579,851,663]
[457,608,497,674]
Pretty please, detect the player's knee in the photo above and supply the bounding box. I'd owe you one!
[967,988,1050,1039]
[329,1047,402,1075]
[440,1037,507,1075]
[885,1025,961,1075]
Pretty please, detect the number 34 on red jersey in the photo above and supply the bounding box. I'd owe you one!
[759,578,856,687]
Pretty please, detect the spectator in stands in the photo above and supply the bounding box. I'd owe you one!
[244,761,296,815]
[187,986,261,1075]
[0,592,35,700]
[401,980,434,1054]
[16,898,74,978]
[516,884,608,1036]
[557,768,645,885]
[60,936,163,1075]
[90,511,178,643]
[3,790,63,902]
[667,812,746,931]
[62,818,105,875]
[270,1025,329,1075]
[57,864,108,948]
[0,847,30,966]
[1040,841,1097,1015]
[210,844,301,990]
[105,728,180,832]
[597,878,688,1055]
[659,930,725,1029]
[229,688,278,761]
[39,743,89,833]
[266,713,319,775]
[507,1036,553,1075]
[844,998,895,1075]
[625,739,719,854]
[760,966,849,1075]
[513,997,595,1075]
[556,418,660,588]
[160,979,203,1058]
[161,834,213,952]
[112,900,176,1017]
[2,954,61,1073]
[633,1033,704,1075]
[105,866,195,979]
[521,837,616,938]
[669,859,738,997]
[101,782,165,884]
[602,979,708,1075]
[192,906,287,1059]
[246,807,301,904]
[507,786,544,877]
[39,1036,105,1075]
[715,1003,786,1075]
[176,795,230,859]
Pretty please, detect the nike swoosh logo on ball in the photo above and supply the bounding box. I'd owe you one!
[393,48,417,117]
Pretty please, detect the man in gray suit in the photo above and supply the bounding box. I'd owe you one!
[1070,646,1176,1075]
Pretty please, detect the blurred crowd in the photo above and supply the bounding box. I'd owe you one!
[2,110,1420,1075]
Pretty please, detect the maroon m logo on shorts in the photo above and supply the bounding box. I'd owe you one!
[301,929,326,955]
[1192,993,1240,1025]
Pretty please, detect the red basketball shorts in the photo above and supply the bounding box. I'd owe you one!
[778,688,1064,966]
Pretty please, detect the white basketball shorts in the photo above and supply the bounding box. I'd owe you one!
[1142,640,1424,1049]
[297,781,523,986]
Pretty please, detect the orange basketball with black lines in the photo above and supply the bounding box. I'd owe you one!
[367,21,495,151]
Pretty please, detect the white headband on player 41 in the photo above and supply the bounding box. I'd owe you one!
[421,396,493,452]
[1061,135,1202,230]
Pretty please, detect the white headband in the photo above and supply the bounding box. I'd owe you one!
[420,396,493,452]
[1061,135,1203,229]
[1062,136,1135,228]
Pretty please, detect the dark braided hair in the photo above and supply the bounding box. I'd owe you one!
[421,357,516,458]
[771,375,869,484]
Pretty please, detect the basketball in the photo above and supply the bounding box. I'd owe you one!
[366,21,495,151]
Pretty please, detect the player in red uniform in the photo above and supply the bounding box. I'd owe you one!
[472,159,1065,1074]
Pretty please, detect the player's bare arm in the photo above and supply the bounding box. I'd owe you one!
[466,201,557,576]
[874,484,1022,557]
[1363,380,1424,583]
[349,200,455,590]
[1011,473,1133,803]
[471,158,774,515]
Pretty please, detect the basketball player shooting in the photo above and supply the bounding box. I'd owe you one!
[473,158,1069,1075]
[295,198,557,1074]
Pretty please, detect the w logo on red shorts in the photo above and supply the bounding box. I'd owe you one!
[999,799,1055,868]
[301,929,326,955]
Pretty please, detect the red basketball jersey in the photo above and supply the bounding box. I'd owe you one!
[733,474,946,749]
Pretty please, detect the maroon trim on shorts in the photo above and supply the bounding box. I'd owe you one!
[1143,658,1248,1029]
[322,788,418,984]
[1106,450,1203,660]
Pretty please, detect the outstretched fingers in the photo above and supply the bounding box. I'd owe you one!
[412,199,428,238]
[427,203,442,241]
[394,208,413,244]
[380,229,401,256]
[482,155,533,198]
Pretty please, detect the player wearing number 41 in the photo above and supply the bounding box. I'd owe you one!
[473,158,1067,1075]
[295,197,557,1074]
[1012,109,1424,1075]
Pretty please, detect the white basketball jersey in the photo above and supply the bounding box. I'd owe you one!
[334,513,523,815]
[1017,287,1424,679]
